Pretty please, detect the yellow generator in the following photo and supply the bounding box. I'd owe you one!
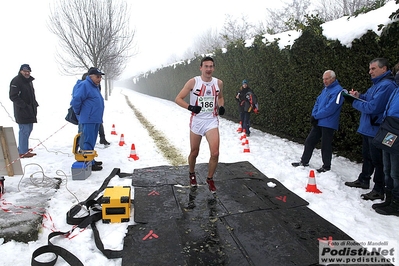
[101,186,131,223]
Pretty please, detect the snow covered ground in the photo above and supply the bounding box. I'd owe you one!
[0,86,397,265]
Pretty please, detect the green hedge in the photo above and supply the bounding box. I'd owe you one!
[128,16,399,162]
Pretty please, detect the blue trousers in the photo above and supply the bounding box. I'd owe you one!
[18,123,33,154]
[358,135,384,193]
[383,150,399,200]
[81,123,100,151]
[79,123,105,147]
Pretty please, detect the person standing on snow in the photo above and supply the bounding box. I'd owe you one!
[238,79,255,136]
[71,67,105,171]
[345,58,397,201]
[175,56,225,193]
[9,64,39,158]
[292,70,344,173]
[81,69,110,146]
[372,86,399,216]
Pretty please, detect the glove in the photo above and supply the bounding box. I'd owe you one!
[218,106,225,115]
[188,105,202,114]
[253,108,259,114]
[310,116,318,127]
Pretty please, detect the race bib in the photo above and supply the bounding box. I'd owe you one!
[198,96,215,112]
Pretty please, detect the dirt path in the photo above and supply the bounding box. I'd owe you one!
[124,95,187,166]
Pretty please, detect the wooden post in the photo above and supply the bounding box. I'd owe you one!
[0,126,14,176]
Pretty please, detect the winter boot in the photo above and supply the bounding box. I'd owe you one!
[100,138,110,145]
[372,190,392,209]
[375,198,399,216]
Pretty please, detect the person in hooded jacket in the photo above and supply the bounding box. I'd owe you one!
[345,58,397,201]
[292,70,344,173]
[71,67,105,171]
[9,64,39,158]
[238,80,253,136]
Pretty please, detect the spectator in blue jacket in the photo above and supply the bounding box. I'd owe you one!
[81,70,110,145]
[345,58,397,201]
[292,70,345,173]
[71,67,105,171]
[373,87,399,216]
[393,62,399,85]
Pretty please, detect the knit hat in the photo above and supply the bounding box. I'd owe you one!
[20,64,31,72]
[242,79,248,85]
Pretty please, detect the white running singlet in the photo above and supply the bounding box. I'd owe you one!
[189,76,221,136]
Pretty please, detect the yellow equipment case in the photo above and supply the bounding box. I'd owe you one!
[101,186,131,223]
[72,133,98,162]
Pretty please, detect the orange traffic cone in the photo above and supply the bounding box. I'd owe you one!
[237,121,242,133]
[240,129,247,140]
[128,144,139,160]
[242,137,248,146]
[306,170,322,193]
[111,124,117,135]
[243,139,250,153]
[119,134,126,146]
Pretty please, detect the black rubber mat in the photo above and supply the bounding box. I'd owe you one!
[123,162,387,266]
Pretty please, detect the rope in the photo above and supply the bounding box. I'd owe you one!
[0,100,15,123]
[0,122,72,173]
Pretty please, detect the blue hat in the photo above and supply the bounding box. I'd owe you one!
[20,64,31,72]
[242,79,248,85]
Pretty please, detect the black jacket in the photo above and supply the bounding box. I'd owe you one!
[238,86,254,112]
[9,72,39,124]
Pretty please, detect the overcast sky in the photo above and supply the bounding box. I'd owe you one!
[128,0,284,76]
[0,0,284,82]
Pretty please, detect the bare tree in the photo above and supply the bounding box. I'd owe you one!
[264,0,388,33]
[313,0,389,21]
[221,14,256,43]
[48,0,136,98]
[181,15,256,60]
[265,0,311,34]
[192,28,224,55]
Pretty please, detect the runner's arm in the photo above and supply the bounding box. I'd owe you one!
[175,78,195,109]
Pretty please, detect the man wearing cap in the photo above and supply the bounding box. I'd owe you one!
[9,64,39,158]
[71,67,105,171]
[81,68,110,146]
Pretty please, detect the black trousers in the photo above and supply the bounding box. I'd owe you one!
[358,135,384,193]
[301,126,334,168]
[99,123,105,139]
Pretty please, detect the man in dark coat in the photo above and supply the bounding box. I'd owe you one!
[9,64,39,158]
